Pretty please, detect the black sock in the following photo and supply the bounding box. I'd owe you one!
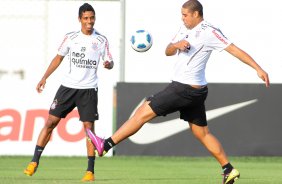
[104,137,116,152]
[87,156,95,173]
[31,145,44,164]
[222,163,233,175]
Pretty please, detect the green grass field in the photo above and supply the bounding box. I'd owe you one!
[1,156,282,184]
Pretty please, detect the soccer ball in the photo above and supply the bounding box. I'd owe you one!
[130,30,153,52]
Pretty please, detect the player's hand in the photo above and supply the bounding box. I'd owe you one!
[257,69,270,87]
[103,61,114,69]
[175,40,190,52]
[36,78,46,93]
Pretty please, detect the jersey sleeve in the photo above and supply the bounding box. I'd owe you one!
[101,38,113,62]
[57,35,70,56]
[206,28,232,51]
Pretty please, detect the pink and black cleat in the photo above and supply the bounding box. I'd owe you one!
[86,129,106,157]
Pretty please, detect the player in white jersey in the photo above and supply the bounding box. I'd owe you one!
[58,29,112,89]
[24,3,114,182]
[88,0,269,184]
[170,21,232,86]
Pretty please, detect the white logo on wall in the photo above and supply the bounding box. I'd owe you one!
[129,99,258,144]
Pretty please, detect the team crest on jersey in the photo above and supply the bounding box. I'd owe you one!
[195,30,201,38]
[92,42,98,50]
[50,99,58,110]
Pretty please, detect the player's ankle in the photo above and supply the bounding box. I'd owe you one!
[104,137,115,152]
[222,163,233,175]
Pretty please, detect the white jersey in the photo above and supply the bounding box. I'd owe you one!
[171,20,231,86]
[57,29,113,89]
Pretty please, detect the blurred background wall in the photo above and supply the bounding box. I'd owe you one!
[0,0,281,156]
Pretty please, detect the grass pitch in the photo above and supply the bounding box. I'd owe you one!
[0,156,282,184]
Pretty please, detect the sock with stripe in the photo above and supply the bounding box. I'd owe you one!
[87,156,95,173]
[31,145,45,164]
[104,137,116,152]
[222,163,233,175]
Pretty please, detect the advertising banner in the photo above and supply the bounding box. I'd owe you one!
[115,83,282,156]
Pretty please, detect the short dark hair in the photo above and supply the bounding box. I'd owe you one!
[182,0,203,17]
[78,3,95,18]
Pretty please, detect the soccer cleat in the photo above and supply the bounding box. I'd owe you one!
[81,171,95,182]
[222,168,240,184]
[24,162,38,176]
[86,129,107,157]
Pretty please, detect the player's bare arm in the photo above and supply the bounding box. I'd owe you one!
[225,43,270,87]
[36,54,65,93]
[165,40,190,56]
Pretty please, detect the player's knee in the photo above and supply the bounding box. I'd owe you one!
[45,119,59,129]
[191,128,209,140]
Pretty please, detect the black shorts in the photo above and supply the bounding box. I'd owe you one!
[147,81,208,126]
[49,85,99,122]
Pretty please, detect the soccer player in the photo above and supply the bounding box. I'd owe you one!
[23,3,114,182]
[88,0,269,183]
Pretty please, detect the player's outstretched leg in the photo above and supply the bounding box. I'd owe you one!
[222,168,240,184]
[86,129,107,157]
